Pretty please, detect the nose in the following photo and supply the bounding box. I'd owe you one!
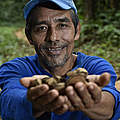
[46,27,57,42]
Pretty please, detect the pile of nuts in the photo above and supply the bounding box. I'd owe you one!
[32,68,88,92]
[32,67,110,93]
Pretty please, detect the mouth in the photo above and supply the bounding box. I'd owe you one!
[45,46,67,56]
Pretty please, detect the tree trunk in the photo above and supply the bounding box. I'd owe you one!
[84,0,95,20]
[113,0,119,10]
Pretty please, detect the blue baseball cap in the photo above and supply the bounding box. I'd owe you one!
[24,0,77,19]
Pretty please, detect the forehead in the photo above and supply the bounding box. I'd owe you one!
[31,6,72,22]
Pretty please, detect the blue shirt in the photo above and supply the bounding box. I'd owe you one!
[0,52,120,120]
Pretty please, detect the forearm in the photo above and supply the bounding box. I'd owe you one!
[83,91,115,120]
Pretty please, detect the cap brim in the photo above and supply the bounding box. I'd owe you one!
[24,0,77,19]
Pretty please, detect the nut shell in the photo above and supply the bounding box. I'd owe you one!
[66,68,88,85]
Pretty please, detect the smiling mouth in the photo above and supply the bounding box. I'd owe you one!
[45,46,66,56]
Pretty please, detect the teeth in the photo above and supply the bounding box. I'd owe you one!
[48,48,62,51]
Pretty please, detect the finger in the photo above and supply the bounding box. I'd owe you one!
[53,104,69,115]
[87,73,110,87]
[27,84,49,101]
[75,82,94,108]
[99,72,110,87]
[63,96,75,111]
[65,86,85,110]
[34,89,59,105]
[20,77,37,88]
[66,99,75,112]
[87,82,102,104]
[20,75,50,88]
[47,96,67,112]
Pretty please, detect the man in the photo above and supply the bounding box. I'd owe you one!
[0,0,120,120]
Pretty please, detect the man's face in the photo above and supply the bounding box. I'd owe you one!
[30,7,76,68]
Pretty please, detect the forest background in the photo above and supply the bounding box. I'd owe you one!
[0,0,120,78]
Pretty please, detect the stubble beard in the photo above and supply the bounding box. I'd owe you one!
[38,49,69,69]
[45,53,69,68]
[35,41,74,70]
[37,42,71,69]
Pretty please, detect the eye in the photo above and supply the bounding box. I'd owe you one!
[34,25,48,33]
[59,23,68,29]
[39,26,48,31]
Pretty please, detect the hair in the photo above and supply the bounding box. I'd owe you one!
[70,10,79,34]
[26,2,79,34]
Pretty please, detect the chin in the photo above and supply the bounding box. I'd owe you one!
[44,54,69,68]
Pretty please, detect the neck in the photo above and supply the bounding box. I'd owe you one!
[40,54,77,76]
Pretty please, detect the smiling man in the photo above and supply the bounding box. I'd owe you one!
[25,2,79,76]
[0,0,120,120]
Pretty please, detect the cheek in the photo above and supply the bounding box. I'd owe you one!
[61,30,75,42]
[31,34,45,46]
[67,42,74,52]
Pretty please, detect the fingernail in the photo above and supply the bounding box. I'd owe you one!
[89,85,94,90]
[80,86,84,91]
[40,84,48,91]
[64,96,68,102]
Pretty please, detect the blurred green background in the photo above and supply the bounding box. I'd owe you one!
[0,0,120,76]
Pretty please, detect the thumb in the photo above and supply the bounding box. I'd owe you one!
[20,77,38,88]
[87,72,110,87]
[20,75,49,88]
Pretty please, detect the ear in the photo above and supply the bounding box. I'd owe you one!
[25,27,33,45]
[74,21,80,41]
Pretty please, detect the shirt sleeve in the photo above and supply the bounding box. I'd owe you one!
[1,88,35,120]
[0,62,35,120]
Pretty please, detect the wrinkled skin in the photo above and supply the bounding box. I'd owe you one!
[26,6,79,74]
[20,76,68,117]
[21,6,115,120]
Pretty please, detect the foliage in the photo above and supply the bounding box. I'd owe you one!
[0,0,120,74]
[0,0,27,26]
[75,9,120,47]
[74,9,120,74]
[0,27,34,64]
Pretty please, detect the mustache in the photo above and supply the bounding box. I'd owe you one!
[41,42,68,49]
